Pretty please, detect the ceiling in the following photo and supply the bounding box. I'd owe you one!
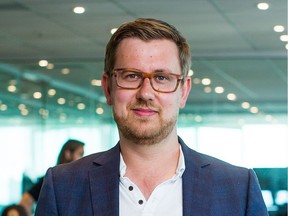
[0,0,287,126]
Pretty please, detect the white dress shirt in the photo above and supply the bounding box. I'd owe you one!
[119,146,185,216]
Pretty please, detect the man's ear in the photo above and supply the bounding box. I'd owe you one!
[102,73,112,105]
[180,77,192,108]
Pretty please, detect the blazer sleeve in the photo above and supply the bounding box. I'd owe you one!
[35,168,58,216]
[246,169,268,216]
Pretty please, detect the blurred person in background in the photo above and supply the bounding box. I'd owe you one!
[19,139,85,215]
[1,204,28,216]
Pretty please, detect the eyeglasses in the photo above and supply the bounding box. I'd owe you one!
[111,68,184,93]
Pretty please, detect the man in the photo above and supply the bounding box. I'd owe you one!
[35,18,268,215]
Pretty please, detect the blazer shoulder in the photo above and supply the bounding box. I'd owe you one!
[51,143,120,175]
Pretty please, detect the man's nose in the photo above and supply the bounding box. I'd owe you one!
[136,78,156,101]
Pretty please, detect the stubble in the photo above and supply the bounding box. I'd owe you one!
[114,101,177,145]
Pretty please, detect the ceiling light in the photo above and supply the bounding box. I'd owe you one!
[48,89,56,96]
[214,86,224,94]
[33,92,42,99]
[257,2,269,10]
[0,104,7,111]
[201,78,211,85]
[7,85,17,93]
[273,25,285,32]
[280,35,288,42]
[22,108,29,115]
[73,6,85,14]
[91,79,102,86]
[61,68,70,75]
[188,69,194,76]
[286,44,288,50]
[21,109,29,116]
[57,98,66,105]
[18,104,26,110]
[77,103,85,110]
[204,86,212,93]
[39,60,48,67]
[40,110,48,116]
[96,107,104,115]
[250,106,259,114]
[47,63,54,69]
[194,115,202,122]
[110,28,118,34]
[241,102,250,109]
[227,93,237,101]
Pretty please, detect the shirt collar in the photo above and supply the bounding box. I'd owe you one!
[119,145,186,178]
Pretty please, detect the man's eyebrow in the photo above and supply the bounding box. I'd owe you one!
[153,68,172,73]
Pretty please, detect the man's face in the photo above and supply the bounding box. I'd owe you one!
[102,38,191,144]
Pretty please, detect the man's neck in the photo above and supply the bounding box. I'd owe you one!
[119,133,180,199]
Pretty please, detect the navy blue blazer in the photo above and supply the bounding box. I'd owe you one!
[35,137,268,216]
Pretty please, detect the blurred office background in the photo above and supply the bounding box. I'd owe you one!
[0,0,287,215]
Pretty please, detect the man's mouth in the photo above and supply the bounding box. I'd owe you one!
[132,108,158,117]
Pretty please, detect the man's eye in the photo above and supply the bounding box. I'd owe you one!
[123,72,141,80]
[127,73,138,78]
[154,74,170,82]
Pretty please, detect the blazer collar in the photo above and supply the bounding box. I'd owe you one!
[87,138,213,216]
[89,143,120,216]
[179,137,213,215]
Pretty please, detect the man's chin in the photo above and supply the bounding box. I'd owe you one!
[115,112,177,144]
[121,122,173,145]
[124,133,163,145]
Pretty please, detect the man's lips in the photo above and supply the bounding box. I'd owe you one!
[132,108,158,116]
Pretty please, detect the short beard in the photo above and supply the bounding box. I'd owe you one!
[113,102,177,145]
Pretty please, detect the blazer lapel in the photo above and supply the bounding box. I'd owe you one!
[180,139,213,216]
[87,139,214,216]
[89,144,120,216]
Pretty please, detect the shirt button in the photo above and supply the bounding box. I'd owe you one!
[128,186,133,191]
[138,200,144,205]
